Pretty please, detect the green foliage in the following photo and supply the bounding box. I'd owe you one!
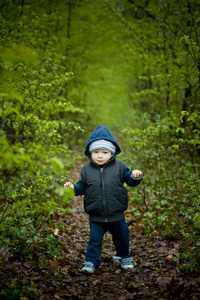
[122,110,200,274]
[0,278,22,300]
[111,0,200,275]
[0,0,81,262]
[0,277,39,299]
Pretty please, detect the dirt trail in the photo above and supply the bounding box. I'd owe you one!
[52,160,200,300]
[1,161,200,299]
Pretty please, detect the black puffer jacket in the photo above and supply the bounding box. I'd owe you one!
[82,158,128,222]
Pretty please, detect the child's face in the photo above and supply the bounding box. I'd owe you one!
[91,149,112,165]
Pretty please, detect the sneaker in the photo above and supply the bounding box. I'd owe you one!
[121,257,134,270]
[81,262,95,274]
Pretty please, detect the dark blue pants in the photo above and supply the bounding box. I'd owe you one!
[84,220,130,268]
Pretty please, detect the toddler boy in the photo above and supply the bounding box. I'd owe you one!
[64,125,143,273]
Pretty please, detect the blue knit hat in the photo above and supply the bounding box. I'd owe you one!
[89,139,116,154]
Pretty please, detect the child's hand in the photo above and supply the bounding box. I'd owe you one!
[64,182,74,190]
[132,170,142,178]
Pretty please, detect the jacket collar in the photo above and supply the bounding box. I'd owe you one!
[89,154,116,168]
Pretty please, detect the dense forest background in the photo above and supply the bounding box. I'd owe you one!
[0,0,200,298]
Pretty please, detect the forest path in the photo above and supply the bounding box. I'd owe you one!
[1,161,200,299]
[52,160,200,300]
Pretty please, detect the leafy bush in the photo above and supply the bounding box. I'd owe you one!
[0,1,82,261]
[122,111,200,274]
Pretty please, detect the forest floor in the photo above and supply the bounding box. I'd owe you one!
[1,161,200,300]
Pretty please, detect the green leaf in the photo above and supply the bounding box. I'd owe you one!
[176,127,185,134]
[0,179,4,188]
[180,111,188,123]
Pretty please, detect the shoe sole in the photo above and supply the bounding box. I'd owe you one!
[122,266,134,270]
[81,268,94,274]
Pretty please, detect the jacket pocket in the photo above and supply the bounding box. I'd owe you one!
[120,187,128,210]
[84,196,102,215]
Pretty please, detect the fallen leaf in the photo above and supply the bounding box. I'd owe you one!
[56,290,70,297]
[54,228,59,236]
[166,254,173,260]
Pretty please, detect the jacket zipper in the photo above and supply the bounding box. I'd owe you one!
[100,167,107,222]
